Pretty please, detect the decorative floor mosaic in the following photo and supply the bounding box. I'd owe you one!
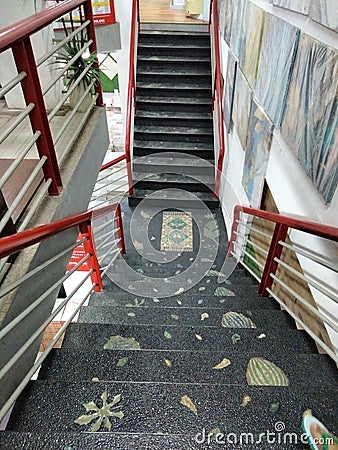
[160,211,193,252]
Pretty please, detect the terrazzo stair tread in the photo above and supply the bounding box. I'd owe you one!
[137,55,211,63]
[134,125,213,135]
[38,348,338,387]
[137,83,212,97]
[77,306,294,330]
[88,291,279,310]
[129,189,219,209]
[133,156,215,175]
[138,45,212,58]
[133,172,214,192]
[61,323,317,353]
[1,432,299,450]
[136,99,211,113]
[137,67,211,76]
[136,95,211,105]
[7,381,337,435]
[133,139,214,155]
[137,74,212,87]
[134,117,213,130]
[135,110,212,120]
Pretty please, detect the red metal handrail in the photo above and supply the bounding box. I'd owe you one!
[125,0,140,195]
[210,0,226,198]
[229,205,338,296]
[100,154,127,172]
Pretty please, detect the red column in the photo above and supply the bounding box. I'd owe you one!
[80,221,103,292]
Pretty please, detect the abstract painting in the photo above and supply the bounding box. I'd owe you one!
[242,100,273,208]
[272,0,310,15]
[255,14,300,125]
[232,69,252,150]
[310,0,338,32]
[217,0,233,44]
[239,1,265,88]
[223,50,237,132]
[229,0,245,58]
[281,34,338,204]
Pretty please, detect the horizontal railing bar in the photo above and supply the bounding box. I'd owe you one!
[270,274,338,333]
[0,202,118,259]
[17,179,52,231]
[242,249,265,270]
[98,241,120,263]
[0,157,47,234]
[0,131,41,190]
[0,0,89,53]
[274,258,338,304]
[266,288,338,363]
[236,219,273,239]
[246,238,269,256]
[238,259,261,283]
[100,154,127,172]
[37,20,90,67]
[95,228,119,244]
[0,103,34,145]
[0,252,90,340]
[101,249,120,277]
[96,237,120,253]
[236,205,338,241]
[58,93,98,165]
[279,241,338,273]
[0,267,93,381]
[47,49,93,119]
[94,218,117,233]
[95,173,128,189]
[98,163,128,180]
[0,280,94,423]
[0,238,87,299]
[0,72,26,98]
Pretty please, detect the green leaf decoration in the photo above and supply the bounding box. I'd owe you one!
[201,312,209,321]
[180,395,198,415]
[164,358,173,368]
[104,335,141,350]
[177,299,182,306]
[153,298,160,303]
[127,312,136,317]
[199,287,206,291]
[125,298,145,308]
[241,395,252,407]
[116,357,129,368]
[164,331,172,340]
[195,334,203,341]
[270,401,280,413]
[214,287,235,297]
[206,270,224,277]
[221,312,257,328]
[246,358,289,386]
[209,427,222,436]
[231,334,241,344]
[204,220,220,240]
[74,390,124,432]
[171,314,179,321]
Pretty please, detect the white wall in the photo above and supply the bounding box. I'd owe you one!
[0,0,61,109]
[217,0,338,352]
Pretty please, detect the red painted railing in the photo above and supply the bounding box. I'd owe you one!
[0,0,104,196]
[125,0,140,195]
[0,203,125,291]
[229,205,338,296]
[209,0,226,198]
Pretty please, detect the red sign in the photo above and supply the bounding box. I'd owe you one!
[67,233,90,272]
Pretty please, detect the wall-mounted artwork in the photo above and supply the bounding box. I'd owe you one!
[239,2,265,88]
[232,69,252,150]
[229,0,245,59]
[217,0,233,44]
[281,34,338,204]
[242,100,274,208]
[223,50,237,132]
[272,0,310,15]
[310,0,338,32]
[255,14,300,126]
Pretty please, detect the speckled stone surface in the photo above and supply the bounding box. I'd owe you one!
[78,306,294,330]
[60,323,317,353]
[7,381,338,436]
[39,348,338,387]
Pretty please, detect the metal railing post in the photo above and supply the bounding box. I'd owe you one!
[82,0,104,106]
[79,221,103,292]
[11,39,63,196]
[115,204,126,254]
[228,206,241,254]
[258,223,288,296]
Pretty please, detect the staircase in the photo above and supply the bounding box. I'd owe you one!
[129,25,219,209]
[1,203,337,449]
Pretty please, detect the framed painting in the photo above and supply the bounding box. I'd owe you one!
[232,69,252,150]
[272,0,310,15]
[223,50,238,132]
[310,0,338,32]
[281,34,338,203]
[255,14,300,126]
[229,0,245,59]
[242,100,274,208]
[239,1,265,88]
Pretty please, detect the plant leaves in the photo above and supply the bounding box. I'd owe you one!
[164,331,172,340]
[74,414,98,426]
[177,299,182,306]
[110,394,122,407]
[101,391,108,403]
[175,287,185,295]
[257,333,266,339]
[104,417,112,431]
[164,358,173,368]
[214,287,235,297]
[199,287,206,291]
[171,314,180,321]
[180,395,198,415]
[82,401,98,412]
[270,402,280,413]
[104,335,141,350]
[241,395,252,407]
[116,357,128,368]
[195,334,203,341]
[231,334,241,344]
[127,312,136,317]
[201,312,209,321]
[213,358,231,370]
[153,298,160,303]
